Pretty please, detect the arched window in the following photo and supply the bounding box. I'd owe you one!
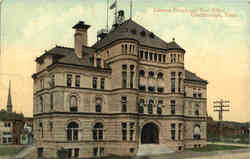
[96,98,102,113]
[138,99,144,113]
[93,123,104,140]
[148,71,154,79]
[40,96,43,112]
[193,125,201,140]
[67,122,79,141]
[121,45,124,54]
[148,99,154,114]
[157,72,163,79]
[195,104,199,116]
[139,70,145,77]
[139,70,146,91]
[70,96,78,112]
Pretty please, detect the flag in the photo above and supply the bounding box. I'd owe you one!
[110,1,116,10]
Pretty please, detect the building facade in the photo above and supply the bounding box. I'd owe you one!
[32,18,208,158]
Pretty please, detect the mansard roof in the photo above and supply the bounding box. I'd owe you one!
[92,19,185,52]
[185,70,208,84]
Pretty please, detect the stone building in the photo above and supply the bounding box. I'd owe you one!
[32,16,208,158]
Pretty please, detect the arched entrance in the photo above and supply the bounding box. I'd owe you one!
[141,122,159,144]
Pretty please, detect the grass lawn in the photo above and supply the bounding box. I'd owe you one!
[0,146,24,156]
[188,144,248,152]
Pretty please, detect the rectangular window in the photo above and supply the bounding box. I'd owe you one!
[67,74,72,88]
[154,54,157,61]
[171,100,176,114]
[171,72,176,93]
[93,147,98,157]
[158,54,162,62]
[50,94,53,110]
[74,148,79,158]
[40,79,44,89]
[130,122,135,141]
[130,71,134,88]
[39,122,43,138]
[37,148,43,158]
[89,57,94,65]
[101,78,105,90]
[100,147,104,157]
[178,72,182,93]
[93,77,97,89]
[67,149,72,158]
[51,75,55,87]
[121,96,127,112]
[198,93,202,98]
[145,52,148,60]
[163,55,166,62]
[148,86,155,92]
[171,123,176,140]
[140,51,144,59]
[149,53,153,61]
[157,87,164,93]
[96,58,101,68]
[122,65,127,88]
[122,122,127,141]
[178,123,182,140]
[75,75,80,88]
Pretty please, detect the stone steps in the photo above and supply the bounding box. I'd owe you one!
[136,144,175,156]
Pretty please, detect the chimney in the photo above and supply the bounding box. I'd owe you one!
[72,21,90,58]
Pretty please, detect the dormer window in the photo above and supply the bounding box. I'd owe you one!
[140,30,146,36]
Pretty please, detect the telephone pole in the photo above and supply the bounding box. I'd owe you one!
[213,99,230,141]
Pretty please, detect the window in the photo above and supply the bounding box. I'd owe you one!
[96,58,101,68]
[193,125,201,140]
[157,100,163,115]
[51,75,55,87]
[173,54,176,63]
[67,74,72,87]
[184,87,186,97]
[37,148,43,158]
[149,53,153,61]
[75,75,80,88]
[93,77,97,89]
[171,72,176,93]
[40,96,43,112]
[93,147,98,157]
[122,64,127,88]
[49,121,53,135]
[145,52,148,60]
[178,123,182,140]
[178,72,182,93]
[100,147,104,157]
[193,88,197,98]
[70,96,78,112]
[67,149,72,158]
[148,99,153,114]
[171,123,176,140]
[129,45,132,53]
[74,148,79,158]
[121,96,127,113]
[163,55,166,63]
[89,56,94,65]
[130,65,134,88]
[148,86,155,92]
[50,93,53,110]
[130,122,135,141]
[67,122,79,141]
[154,54,157,61]
[157,72,163,79]
[93,147,104,157]
[148,71,154,79]
[140,51,144,59]
[39,122,43,138]
[122,122,127,141]
[101,78,105,90]
[125,44,127,54]
[195,104,199,116]
[171,100,176,114]
[138,99,144,113]
[93,123,104,140]
[121,45,124,54]
[139,70,145,77]
[158,54,162,62]
[96,98,102,113]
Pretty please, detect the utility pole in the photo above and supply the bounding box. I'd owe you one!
[213,99,230,141]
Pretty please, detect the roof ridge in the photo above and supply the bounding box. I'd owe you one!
[55,45,74,50]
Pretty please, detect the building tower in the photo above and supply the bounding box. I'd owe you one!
[6,80,12,112]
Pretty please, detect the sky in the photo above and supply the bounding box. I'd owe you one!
[0,0,249,122]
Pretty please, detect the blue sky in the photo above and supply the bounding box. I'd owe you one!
[0,0,249,122]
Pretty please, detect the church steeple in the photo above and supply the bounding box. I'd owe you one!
[7,80,12,112]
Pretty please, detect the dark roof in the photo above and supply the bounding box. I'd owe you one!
[185,70,207,84]
[92,19,170,50]
[168,38,185,52]
[73,21,90,30]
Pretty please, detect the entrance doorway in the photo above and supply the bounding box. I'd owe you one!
[141,122,159,144]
